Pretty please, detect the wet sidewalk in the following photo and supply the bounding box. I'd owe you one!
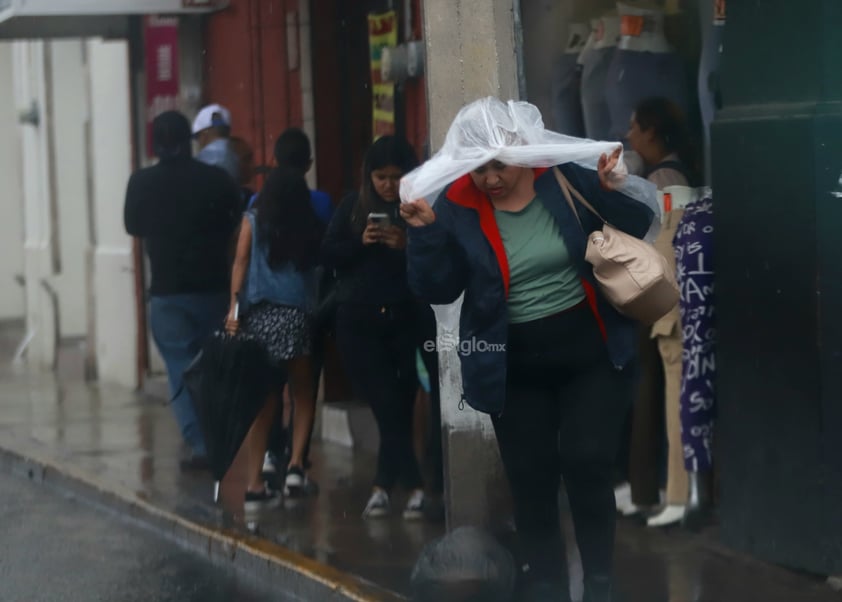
[0,338,441,600]
[1,322,841,601]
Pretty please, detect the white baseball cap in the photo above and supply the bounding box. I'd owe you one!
[192,103,232,135]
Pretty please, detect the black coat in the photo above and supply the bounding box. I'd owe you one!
[124,157,240,296]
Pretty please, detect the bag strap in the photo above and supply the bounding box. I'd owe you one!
[552,167,607,228]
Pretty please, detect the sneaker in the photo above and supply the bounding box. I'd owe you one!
[262,452,277,475]
[244,485,281,513]
[284,465,307,497]
[403,489,426,521]
[362,488,390,519]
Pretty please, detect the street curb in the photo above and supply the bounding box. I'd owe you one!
[0,439,406,602]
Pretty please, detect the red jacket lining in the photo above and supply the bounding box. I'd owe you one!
[445,167,608,341]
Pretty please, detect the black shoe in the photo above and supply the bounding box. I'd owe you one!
[244,485,281,512]
[179,455,210,472]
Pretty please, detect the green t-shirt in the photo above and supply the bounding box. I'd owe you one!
[495,196,584,324]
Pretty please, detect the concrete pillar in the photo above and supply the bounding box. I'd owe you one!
[423,0,520,149]
[421,0,519,532]
[86,38,137,388]
[13,40,58,370]
[0,43,25,321]
[49,40,90,340]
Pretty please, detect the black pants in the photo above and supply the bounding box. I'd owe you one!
[336,302,423,492]
[493,302,635,588]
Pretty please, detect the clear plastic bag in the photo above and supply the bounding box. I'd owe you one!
[399,96,660,241]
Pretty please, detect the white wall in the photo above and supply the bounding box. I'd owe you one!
[0,43,25,321]
[49,40,89,339]
[87,38,136,388]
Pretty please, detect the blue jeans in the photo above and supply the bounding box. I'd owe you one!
[150,293,228,456]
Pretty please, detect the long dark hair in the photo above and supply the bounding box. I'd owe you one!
[252,168,323,270]
[634,97,699,184]
[351,135,419,232]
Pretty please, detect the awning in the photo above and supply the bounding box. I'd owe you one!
[0,0,228,39]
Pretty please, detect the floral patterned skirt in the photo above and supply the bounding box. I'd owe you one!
[241,302,311,362]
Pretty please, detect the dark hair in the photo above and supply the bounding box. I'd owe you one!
[152,111,192,160]
[634,97,699,183]
[351,135,419,230]
[252,168,323,270]
[274,128,312,172]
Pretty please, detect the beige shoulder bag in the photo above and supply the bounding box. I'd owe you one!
[553,167,679,325]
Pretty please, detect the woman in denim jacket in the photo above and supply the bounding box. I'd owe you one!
[227,168,323,509]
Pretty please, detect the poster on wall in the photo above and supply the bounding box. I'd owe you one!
[368,10,398,140]
[144,16,180,159]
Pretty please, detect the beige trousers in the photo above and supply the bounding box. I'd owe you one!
[653,208,688,506]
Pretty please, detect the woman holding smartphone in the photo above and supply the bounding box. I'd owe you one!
[322,135,428,520]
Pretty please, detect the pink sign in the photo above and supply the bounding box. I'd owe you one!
[144,16,180,158]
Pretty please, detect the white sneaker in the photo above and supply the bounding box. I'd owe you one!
[647,504,686,527]
[284,465,306,497]
[262,452,277,475]
[614,482,638,516]
[403,489,426,521]
[362,488,390,519]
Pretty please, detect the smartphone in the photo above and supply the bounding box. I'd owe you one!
[367,212,391,228]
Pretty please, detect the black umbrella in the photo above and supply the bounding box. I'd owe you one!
[183,328,274,497]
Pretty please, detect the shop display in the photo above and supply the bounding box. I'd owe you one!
[550,22,589,137]
[580,14,621,141]
[698,0,726,184]
[605,2,689,142]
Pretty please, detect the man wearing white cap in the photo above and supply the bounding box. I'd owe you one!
[192,103,240,182]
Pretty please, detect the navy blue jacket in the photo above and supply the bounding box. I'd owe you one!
[406,163,655,415]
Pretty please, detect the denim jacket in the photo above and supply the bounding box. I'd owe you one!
[244,211,317,312]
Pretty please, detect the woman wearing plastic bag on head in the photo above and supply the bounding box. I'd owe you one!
[401,97,659,602]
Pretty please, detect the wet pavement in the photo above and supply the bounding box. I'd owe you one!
[0,469,280,602]
[1,322,841,601]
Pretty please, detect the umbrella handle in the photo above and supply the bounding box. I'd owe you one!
[233,302,239,321]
